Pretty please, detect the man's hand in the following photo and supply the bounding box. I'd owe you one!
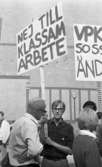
[44,137,54,145]
[45,137,72,155]
[39,115,48,125]
[34,155,43,165]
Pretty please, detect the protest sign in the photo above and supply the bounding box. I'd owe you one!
[73,24,102,81]
[17,2,67,74]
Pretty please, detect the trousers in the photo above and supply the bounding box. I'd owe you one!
[41,158,69,167]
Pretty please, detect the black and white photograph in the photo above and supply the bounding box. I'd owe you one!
[0,0,102,166]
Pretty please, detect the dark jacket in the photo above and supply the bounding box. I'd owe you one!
[72,134,102,167]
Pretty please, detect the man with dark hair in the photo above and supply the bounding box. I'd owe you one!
[41,100,74,167]
[97,112,102,121]
[83,100,97,111]
[0,111,4,117]
[8,98,47,167]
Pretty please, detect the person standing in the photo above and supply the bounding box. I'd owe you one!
[96,112,102,157]
[72,110,102,167]
[41,100,74,167]
[82,100,97,112]
[8,98,47,167]
[0,111,10,166]
[0,111,10,145]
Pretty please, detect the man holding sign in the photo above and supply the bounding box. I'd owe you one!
[40,100,74,167]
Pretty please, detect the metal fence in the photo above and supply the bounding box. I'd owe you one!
[26,87,98,121]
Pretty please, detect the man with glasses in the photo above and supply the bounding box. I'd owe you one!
[41,100,74,167]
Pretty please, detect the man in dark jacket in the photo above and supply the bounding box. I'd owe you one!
[41,100,74,167]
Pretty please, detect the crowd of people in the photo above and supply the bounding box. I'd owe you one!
[0,98,102,167]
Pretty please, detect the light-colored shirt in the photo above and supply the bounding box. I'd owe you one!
[0,119,10,144]
[79,129,96,139]
[8,113,43,166]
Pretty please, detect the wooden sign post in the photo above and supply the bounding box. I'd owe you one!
[40,66,45,100]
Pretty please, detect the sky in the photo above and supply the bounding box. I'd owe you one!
[0,0,102,44]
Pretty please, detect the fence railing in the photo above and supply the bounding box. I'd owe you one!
[26,86,98,121]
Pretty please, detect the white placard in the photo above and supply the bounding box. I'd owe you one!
[17,2,67,74]
[73,24,102,81]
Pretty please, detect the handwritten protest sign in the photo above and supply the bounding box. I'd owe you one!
[17,2,67,74]
[73,24,102,81]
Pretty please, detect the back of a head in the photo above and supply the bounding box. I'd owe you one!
[77,110,98,131]
[97,112,102,120]
[27,98,46,114]
[0,111,4,122]
[0,111,4,117]
[83,101,97,112]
